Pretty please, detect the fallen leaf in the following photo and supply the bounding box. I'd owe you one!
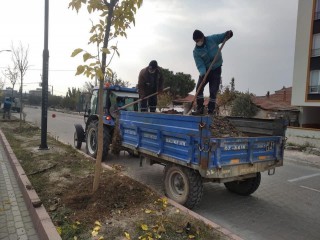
[145,209,152,214]
[95,221,102,226]
[56,227,62,235]
[141,224,149,231]
[91,230,98,237]
[124,232,131,239]
[188,235,195,239]
[93,226,101,232]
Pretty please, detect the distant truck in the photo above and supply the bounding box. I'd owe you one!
[11,97,21,113]
[74,84,287,209]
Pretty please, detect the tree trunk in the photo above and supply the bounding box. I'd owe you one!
[92,0,118,193]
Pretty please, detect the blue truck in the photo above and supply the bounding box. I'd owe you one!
[74,85,286,209]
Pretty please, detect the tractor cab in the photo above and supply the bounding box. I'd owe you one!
[74,84,139,159]
[84,84,139,124]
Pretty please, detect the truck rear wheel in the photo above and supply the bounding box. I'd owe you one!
[86,121,111,161]
[224,172,261,196]
[164,165,203,209]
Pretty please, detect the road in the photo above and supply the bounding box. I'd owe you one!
[16,107,320,240]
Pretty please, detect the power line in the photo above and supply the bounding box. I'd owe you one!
[0,67,76,72]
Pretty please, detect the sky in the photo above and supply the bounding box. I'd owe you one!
[0,0,298,97]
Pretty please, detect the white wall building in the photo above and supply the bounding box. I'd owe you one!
[292,0,320,128]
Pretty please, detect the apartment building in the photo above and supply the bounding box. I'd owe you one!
[292,0,320,128]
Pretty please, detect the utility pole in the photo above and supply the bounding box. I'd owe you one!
[39,0,49,150]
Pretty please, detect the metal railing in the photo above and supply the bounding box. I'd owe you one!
[312,48,320,57]
[315,11,320,20]
[309,85,320,94]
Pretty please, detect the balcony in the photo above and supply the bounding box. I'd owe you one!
[309,85,320,94]
[312,48,320,57]
[316,11,320,20]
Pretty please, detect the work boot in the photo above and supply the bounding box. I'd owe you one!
[192,107,204,115]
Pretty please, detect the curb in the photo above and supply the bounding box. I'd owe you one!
[0,130,62,240]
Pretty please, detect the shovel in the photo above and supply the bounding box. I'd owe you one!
[114,87,170,112]
[186,37,228,115]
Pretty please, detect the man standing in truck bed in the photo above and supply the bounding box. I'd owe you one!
[192,29,233,115]
[138,60,164,112]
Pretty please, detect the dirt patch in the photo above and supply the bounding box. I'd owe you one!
[0,119,231,240]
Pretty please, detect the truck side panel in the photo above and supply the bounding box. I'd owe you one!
[120,112,210,165]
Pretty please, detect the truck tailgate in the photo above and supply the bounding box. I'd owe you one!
[204,136,284,178]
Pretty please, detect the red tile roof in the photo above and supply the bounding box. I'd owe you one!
[252,87,299,111]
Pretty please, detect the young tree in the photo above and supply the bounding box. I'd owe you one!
[69,0,143,192]
[4,65,18,98]
[11,42,29,129]
[231,92,258,118]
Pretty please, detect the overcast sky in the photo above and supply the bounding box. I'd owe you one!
[0,0,298,97]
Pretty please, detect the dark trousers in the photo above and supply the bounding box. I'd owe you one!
[196,67,221,113]
[140,95,157,112]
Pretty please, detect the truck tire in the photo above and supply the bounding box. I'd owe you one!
[86,121,111,161]
[224,172,261,196]
[74,131,82,149]
[164,165,203,209]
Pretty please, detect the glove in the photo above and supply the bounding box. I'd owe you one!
[226,30,233,40]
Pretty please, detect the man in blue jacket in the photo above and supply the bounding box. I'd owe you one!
[192,29,233,115]
[3,97,12,119]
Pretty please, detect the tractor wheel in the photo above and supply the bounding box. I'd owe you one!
[74,131,82,149]
[224,172,261,196]
[86,121,111,160]
[164,165,203,209]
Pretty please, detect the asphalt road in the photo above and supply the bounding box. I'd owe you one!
[15,107,320,240]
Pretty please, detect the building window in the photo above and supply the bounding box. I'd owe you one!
[310,70,320,93]
[312,34,320,57]
[316,0,320,20]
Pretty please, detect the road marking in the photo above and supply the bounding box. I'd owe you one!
[300,185,320,193]
[287,173,320,182]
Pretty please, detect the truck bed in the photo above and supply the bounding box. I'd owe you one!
[119,112,286,180]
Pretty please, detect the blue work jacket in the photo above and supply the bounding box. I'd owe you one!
[193,32,227,76]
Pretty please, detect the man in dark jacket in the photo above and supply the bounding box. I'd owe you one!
[192,29,233,115]
[3,97,12,119]
[138,60,164,112]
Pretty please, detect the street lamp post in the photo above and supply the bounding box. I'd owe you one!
[39,0,49,150]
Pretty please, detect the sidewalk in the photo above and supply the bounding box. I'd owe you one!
[0,130,61,240]
[0,143,40,240]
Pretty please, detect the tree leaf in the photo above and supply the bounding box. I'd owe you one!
[101,48,110,54]
[83,52,92,62]
[76,65,85,75]
[71,48,83,57]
